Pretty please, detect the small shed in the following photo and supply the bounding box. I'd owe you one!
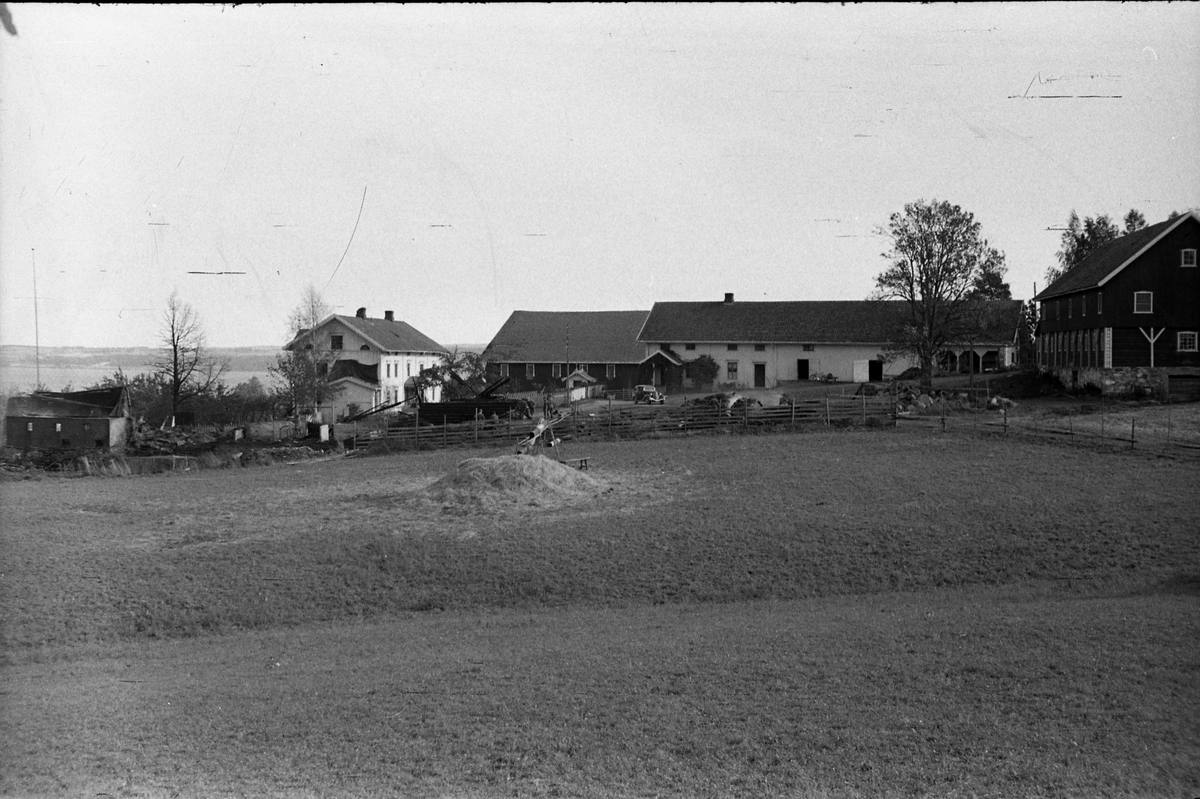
[4,387,132,454]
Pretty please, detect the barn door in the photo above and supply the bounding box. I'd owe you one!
[797,359,809,380]
[754,363,766,388]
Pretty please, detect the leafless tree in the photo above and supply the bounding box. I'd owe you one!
[153,291,228,422]
[287,284,333,336]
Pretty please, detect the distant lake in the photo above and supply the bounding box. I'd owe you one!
[0,364,271,395]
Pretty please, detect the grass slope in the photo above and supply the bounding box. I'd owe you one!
[3,591,1197,798]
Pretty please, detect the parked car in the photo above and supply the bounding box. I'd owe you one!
[633,384,666,405]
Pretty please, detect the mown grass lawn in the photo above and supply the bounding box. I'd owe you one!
[2,427,1198,797]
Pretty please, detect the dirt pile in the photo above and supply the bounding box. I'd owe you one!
[420,454,604,511]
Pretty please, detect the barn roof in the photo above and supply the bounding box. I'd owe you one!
[1034,212,1200,301]
[639,299,1023,346]
[485,310,650,363]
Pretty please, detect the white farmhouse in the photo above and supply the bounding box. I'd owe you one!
[284,307,448,420]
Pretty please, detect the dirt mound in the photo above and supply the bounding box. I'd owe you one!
[421,454,604,511]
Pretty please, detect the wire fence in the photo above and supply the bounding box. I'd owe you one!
[896,400,1200,456]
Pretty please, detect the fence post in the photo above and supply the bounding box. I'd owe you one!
[1167,399,1172,445]
[825,397,830,426]
[1131,418,1135,449]
[1002,404,1007,435]
[1069,412,1073,439]
[415,406,419,445]
[941,394,945,432]
[474,415,478,446]
[861,392,866,424]
[791,400,795,428]
[443,416,447,447]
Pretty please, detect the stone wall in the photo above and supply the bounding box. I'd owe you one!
[1049,366,1187,398]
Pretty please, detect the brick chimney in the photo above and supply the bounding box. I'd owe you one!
[356,307,367,319]
[724,293,734,304]
[384,310,394,321]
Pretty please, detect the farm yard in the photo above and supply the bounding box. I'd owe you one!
[2,425,1198,797]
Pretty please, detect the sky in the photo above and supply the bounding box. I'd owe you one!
[1,3,1197,350]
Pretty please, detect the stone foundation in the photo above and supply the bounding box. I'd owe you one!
[1049,366,1200,398]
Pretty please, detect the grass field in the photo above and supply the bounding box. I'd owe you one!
[2,427,1198,797]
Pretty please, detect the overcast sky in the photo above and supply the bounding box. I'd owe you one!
[1,3,1197,350]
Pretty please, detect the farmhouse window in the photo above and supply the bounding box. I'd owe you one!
[1183,249,1197,267]
[1081,295,1086,317]
[499,363,509,378]
[685,343,696,351]
[55,423,62,432]
[660,343,671,351]
[726,361,738,380]
[606,363,616,379]
[727,344,738,351]
[26,422,33,432]
[331,335,343,350]
[552,363,562,378]
[1179,332,1199,352]
[1134,291,1153,314]
[754,344,766,352]
[407,362,412,376]
[803,344,815,352]
[526,363,536,379]
[1097,292,1103,314]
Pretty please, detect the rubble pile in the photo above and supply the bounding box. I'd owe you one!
[894,388,1018,415]
[131,425,221,454]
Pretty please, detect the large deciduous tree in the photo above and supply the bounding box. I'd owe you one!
[153,292,228,423]
[1045,208,1147,286]
[872,199,1008,392]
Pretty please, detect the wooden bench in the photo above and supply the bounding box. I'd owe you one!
[560,457,589,471]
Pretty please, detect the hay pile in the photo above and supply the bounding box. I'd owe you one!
[421,454,603,511]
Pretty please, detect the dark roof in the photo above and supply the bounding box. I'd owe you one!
[6,387,130,419]
[285,314,446,354]
[327,359,379,385]
[639,299,1023,346]
[953,300,1025,345]
[485,311,650,363]
[639,300,910,343]
[1034,213,1198,301]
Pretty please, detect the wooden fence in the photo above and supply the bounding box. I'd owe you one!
[348,395,895,451]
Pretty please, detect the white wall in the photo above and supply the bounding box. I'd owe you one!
[655,342,917,386]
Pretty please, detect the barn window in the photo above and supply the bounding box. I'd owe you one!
[1097,292,1103,314]
[754,344,766,352]
[727,361,738,380]
[499,363,509,378]
[684,343,696,351]
[803,344,815,352]
[552,363,562,378]
[1179,332,1198,352]
[606,363,616,379]
[1081,295,1086,317]
[55,423,62,433]
[331,335,343,350]
[1183,249,1197,267]
[360,344,370,351]
[526,363,535,379]
[1134,292,1153,314]
[1067,298,1072,319]
[727,344,738,351]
